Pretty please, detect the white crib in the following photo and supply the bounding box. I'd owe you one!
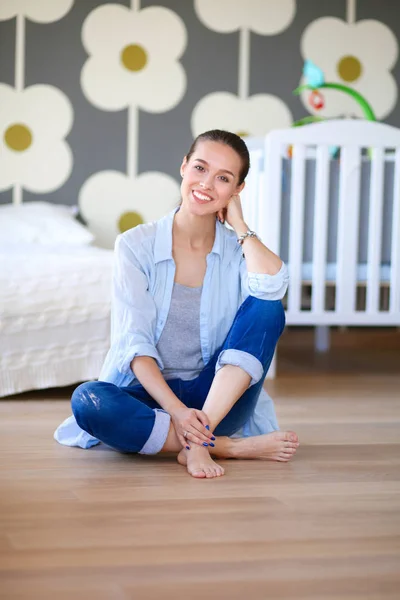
[242,119,400,377]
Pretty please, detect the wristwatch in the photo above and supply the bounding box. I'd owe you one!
[237,230,259,245]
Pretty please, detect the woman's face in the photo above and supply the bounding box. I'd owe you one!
[180,140,245,217]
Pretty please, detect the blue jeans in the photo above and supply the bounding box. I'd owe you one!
[71,297,285,454]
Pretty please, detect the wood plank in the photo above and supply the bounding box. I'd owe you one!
[0,329,399,599]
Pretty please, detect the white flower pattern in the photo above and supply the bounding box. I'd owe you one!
[0,84,73,193]
[192,92,292,138]
[300,17,398,119]
[0,0,74,23]
[81,4,187,112]
[194,0,296,34]
[79,171,180,249]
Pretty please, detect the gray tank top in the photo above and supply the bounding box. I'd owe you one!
[156,282,205,381]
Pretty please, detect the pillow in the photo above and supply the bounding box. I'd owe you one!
[0,201,94,245]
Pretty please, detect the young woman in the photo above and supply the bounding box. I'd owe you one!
[55,130,299,478]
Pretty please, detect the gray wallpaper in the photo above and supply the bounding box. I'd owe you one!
[1,0,399,246]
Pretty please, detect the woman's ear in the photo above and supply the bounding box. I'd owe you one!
[180,156,188,178]
[236,181,245,194]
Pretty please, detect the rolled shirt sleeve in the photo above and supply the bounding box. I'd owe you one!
[240,260,289,301]
[112,235,164,375]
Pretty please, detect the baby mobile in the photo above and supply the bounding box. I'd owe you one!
[294,59,376,124]
[288,60,377,157]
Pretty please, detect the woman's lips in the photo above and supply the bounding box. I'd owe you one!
[192,190,213,204]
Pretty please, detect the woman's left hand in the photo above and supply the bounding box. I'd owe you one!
[217,194,244,229]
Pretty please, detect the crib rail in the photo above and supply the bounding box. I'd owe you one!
[241,120,400,326]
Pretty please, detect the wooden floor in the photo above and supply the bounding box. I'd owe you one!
[1,329,400,599]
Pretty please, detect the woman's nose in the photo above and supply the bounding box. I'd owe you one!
[200,178,213,190]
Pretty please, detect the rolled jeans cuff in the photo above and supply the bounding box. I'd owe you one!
[138,409,171,455]
[215,349,263,387]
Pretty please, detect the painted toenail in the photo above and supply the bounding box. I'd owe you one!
[205,425,210,430]
[203,443,208,446]
[186,446,190,450]
[211,436,216,440]
[210,443,215,447]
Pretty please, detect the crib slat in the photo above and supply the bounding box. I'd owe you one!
[248,151,258,230]
[390,148,400,314]
[366,148,385,314]
[244,149,262,231]
[256,156,265,243]
[240,152,251,225]
[288,144,306,314]
[312,145,330,314]
[336,146,361,315]
[263,136,282,255]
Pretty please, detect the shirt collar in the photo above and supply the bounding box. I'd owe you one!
[154,207,224,264]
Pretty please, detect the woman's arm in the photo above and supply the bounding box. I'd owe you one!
[217,194,288,300]
[112,235,163,374]
[132,356,213,448]
[225,194,282,275]
[235,221,283,275]
[130,356,183,414]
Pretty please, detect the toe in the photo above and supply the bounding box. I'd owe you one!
[280,451,294,460]
[191,468,206,478]
[287,431,299,443]
[205,467,214,478]
[284,447,296,454]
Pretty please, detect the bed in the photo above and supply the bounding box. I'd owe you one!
[0,202,114,397]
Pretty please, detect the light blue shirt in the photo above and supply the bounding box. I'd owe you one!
[54,208,289,449]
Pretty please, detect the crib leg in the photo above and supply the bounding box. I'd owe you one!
[315,325,330,353]
[266,349,277,379]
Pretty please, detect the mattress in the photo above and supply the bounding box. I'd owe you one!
[0,243,114,397]
[301,262,391,284]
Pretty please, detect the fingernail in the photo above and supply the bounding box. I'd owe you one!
[205,425,210,430]
[203,443,208,447]
[211,436,216,441]
[209,443,215,447]
[186,446,190,450]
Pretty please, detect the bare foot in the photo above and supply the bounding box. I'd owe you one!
[232,431,300,462]
[177,444,225,478]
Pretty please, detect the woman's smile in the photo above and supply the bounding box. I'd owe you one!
[192,189,214,204]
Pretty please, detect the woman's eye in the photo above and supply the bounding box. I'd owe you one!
[194,165,204,171]
[219,176,229,183]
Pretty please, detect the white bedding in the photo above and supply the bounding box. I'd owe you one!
[0,243,114,397]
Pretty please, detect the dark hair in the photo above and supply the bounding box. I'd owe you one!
[185,129,250,185]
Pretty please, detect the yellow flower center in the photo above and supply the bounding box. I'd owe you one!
[121,44,148,72]
[4,123,33,152]
[337,55,362,82]
[235,131,249,138]
[118,211,144,233]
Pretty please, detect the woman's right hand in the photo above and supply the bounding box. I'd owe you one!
[170,406,215,449]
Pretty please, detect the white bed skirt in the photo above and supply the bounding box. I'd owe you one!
[0,243,114,398]
[0,349,108,398]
